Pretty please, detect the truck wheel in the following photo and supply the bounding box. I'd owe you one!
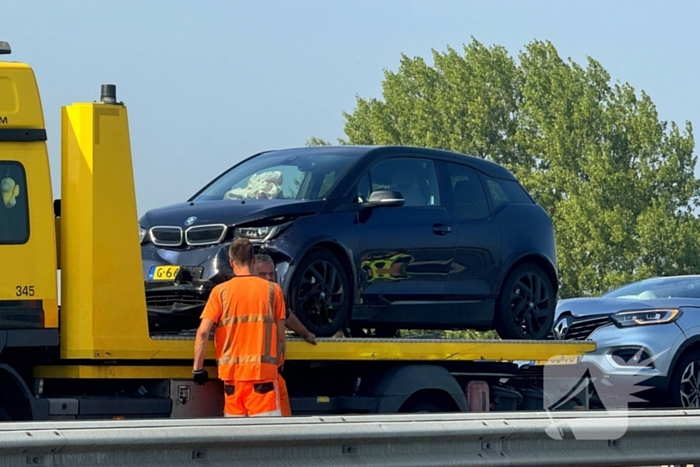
[289,248,350,338]
[399,394,457,413]
[495,263,555,340]
[668,350,700,408]
[0,406,11,421]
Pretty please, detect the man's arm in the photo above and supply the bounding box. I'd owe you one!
[286,312,316,344]
[277,317,287,365]
[193,286,222,373]
[193,318,216,371]
[273,284,288,366]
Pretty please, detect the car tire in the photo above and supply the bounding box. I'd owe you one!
[668,350,700,408]
[289,248,351,338]
[494,263,555,340]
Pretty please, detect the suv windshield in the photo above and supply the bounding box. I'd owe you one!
[602,276,700,299]
[193,152,356,202]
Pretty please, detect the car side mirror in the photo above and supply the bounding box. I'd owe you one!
[366,190,405,208]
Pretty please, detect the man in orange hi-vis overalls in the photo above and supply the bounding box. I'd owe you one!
[252,254,316,416]
[192,238,286,417]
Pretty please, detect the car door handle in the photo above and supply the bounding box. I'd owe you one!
[432,224,452,235]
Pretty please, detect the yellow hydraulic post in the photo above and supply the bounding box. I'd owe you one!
[60,85,153,359]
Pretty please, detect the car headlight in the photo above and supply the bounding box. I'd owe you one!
[611,308,682,327]
[234,222,291,241]
[139,226,147,244]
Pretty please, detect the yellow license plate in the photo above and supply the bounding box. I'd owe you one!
[532,355,581,366]
[149,265,181,281]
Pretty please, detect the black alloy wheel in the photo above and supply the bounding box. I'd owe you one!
[289,249,350,338]
[495,263,555,340]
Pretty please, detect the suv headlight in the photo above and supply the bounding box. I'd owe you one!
[139,226,147,244]
[611,308,682,327]
[234,222,291,241]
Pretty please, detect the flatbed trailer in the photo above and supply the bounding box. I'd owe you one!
[0,42,596,421]
[29,336,594,420]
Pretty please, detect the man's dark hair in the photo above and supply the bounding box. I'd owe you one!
[228,238,253,265]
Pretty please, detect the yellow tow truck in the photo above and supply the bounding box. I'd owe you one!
[0,41,595,420]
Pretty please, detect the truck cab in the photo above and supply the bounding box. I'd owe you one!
[0,40,58,347]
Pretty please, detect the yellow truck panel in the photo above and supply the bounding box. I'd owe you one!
[0,62,45,129]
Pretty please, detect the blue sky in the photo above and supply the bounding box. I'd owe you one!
[4,1,699,216]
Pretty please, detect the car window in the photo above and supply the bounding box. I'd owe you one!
[193,151,356,201]
[225,164,305,199]
[356,173,371,202]
[603,276,700,299]
[0,161,29,244]
[484,175,534,208]
[318,171,337,198]
[369,158,440,207]
[441,162,490,220]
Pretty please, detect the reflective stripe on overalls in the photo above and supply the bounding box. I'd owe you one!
[216,280,279,381]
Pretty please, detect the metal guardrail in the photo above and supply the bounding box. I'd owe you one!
[0,410,699,466]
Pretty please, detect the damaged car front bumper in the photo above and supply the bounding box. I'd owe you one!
[141,241,293,333]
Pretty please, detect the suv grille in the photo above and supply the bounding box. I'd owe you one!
[150,226,183,247]
[185,224,227,246]
[566,315,612,340]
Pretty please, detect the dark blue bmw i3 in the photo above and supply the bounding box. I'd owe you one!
[139,145,558,339]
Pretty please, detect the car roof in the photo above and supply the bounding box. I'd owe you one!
[256,145,516,180]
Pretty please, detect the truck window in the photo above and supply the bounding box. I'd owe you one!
[0,162,29,244]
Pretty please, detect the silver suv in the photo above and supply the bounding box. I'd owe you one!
[553,275,700,408]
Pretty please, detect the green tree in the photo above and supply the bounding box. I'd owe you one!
[316,38,700,298]
[305,137,332,147]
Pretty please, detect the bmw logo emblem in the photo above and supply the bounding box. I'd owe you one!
[184,216,197,226]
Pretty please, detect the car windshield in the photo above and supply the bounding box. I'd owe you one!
[602,276,700,300]
[192,151,357,202]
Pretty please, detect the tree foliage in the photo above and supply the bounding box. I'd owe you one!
[317,39,700,298]
[305,136,332,147]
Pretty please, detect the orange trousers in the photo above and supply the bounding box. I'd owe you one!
[278,373,291,416]
[223,379,282,417]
